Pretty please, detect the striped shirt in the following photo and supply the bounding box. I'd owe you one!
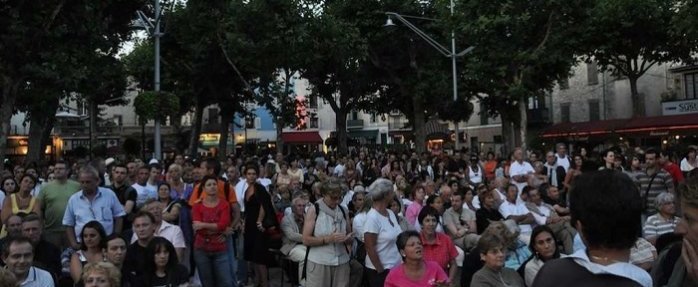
[643,213,678,238]
[635,169,673,213]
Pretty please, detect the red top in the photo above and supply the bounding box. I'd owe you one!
[192,200,230,252]
[420,232,458,271]
[664,162,684,184]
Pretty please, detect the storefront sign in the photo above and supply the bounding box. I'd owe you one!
[662,99,698,116]
[650,131,669,136]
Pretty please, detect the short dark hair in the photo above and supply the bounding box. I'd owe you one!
[569,170,642,250]
[645,148,658,157]
[205,158,222,176]
[112,163,127,171]
[395,230,420,261]
[417,205,440,225]
[133,211,156,225]
[20,213,41,224]
[1,236,33,258]
[149,163,162,171]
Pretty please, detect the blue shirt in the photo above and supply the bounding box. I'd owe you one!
[62,187,126,240]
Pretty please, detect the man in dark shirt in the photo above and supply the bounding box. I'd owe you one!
[21,213,61,280]
[475,189,504,234]
[108,163,138,231]
[123,211,157,281]
[532,171,651,287]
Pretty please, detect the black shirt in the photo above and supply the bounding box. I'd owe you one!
[33,240,62,279]
[123,242,148,279]
[531,257,642,287]
[476,207,504,235]
[109,183,138,229]
[148,264,189,287]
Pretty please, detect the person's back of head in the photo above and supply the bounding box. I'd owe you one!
[569,170,642,250]
[0,268,17,287]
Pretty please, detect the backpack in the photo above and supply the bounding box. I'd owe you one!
[193,178,233,202]
[301,203,348,279]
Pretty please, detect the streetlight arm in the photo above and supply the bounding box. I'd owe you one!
[386,12,452,57]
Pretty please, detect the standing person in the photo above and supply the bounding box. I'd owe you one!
[36,160,79,249]
[107,163,137,233]
[532,170,651,287]
[562,155,584,191]
[404,185,425,227]
[192,175,233,287]
[659,150,684,186]
[123,211,158,281]
[384,231,449,287]
[62,166,126,251]
[484,152,498,183]
[636,148,674,217]
[509,148,534,193]
[131,166,157,210]
[598,149,616,170]
[364,178,403,287]
[543,151,565,188]
[466,154,484,187]
[301,178,353,287]
[242,163,277,287]
[471,233,525,287]
[1,174,41,237]
[166,163,187,201]
[157,183,181,224]
[555,143,570,172]
[1,236,55,287]
[142,237,189,287]
[680,146,697,175]
[132,200,186,261]
[0,177,18,215]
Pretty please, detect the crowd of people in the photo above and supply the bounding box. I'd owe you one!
[0,142,696,287]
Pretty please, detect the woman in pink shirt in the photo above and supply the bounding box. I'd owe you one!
[385,230,449,287]
[405,185,425,226]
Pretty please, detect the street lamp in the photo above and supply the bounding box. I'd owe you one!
[133,0,164,160]
[384,2,474,150]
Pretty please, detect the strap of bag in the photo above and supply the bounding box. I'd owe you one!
[642,172,659,210]
[302,202,349,279]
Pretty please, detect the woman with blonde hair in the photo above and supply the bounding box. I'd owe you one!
[82,262,121,287]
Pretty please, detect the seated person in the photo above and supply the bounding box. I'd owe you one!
[643,192,678,245]
[498,184,534,244]
[471,232,524,287]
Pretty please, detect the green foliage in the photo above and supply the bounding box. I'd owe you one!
[133,91,180,123]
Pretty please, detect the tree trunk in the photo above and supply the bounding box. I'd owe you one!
[217,108,233,162]
[0,81,19,168]
[628,76,644,117]
[26,97,59,164]
[336,108,348,155]
[276,117,284,155]
[412,92,426,153]
[89,99,98,159]
[518,96,528,152]
[188,100,205,158]
[500,113,513,157]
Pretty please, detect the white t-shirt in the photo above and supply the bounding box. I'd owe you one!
[353,212,368,242]
[509,161,534,193]
[556,154,571,172]
[498,200,532,234]
[131,183,157,208]
[680,158,697,172]
[20,266,55,287]
[363,209,402,270]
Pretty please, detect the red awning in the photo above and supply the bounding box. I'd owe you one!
[540,119,629,138]
[540,113,698,138]
[617,113,698,134]
[281,131,323,144]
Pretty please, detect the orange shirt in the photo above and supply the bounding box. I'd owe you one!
[188,179,238,206]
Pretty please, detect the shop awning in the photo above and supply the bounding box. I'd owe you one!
[540,113,698,138]
[348,129,378,139]
[540,119,628,138]
[425,119,449,140]
[617,113,698,135]
[281,131,323,144]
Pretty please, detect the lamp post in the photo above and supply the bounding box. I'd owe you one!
[135,0,163,160]
[385,1,473,151]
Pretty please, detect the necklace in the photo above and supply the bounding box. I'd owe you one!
[588,254,624,265]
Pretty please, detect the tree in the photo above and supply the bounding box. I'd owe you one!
[0,1,145,165]
[452,0,590,152]
[582,0,696,117]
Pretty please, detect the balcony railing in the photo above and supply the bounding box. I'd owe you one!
[527,108,550,125]
[347,119,364,129]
